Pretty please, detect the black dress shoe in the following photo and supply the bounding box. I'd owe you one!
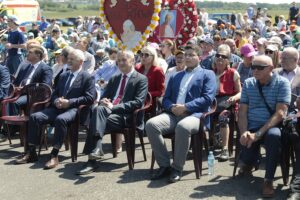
[151,166,171,180]
[168,168,182,183]
[76,160,98,175]
[287,192,300,200]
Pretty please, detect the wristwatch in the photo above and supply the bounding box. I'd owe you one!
[255,131,263,140]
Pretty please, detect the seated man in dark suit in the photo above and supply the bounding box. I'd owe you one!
[0,64,11,142]
[13,46,53,107]
[146,45,217,183]
[15,49,96,169]
[77,50,148,175]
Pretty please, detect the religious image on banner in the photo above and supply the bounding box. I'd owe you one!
[159,10,177,38]
[120,19,142,50]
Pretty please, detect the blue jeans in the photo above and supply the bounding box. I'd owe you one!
[6,54,23,75]
[240,127,281,180]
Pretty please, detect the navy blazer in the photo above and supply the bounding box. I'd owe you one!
[0,65,10,100]
[51,70,95,108]
[14,61,53,86]
[163,66,216,123]
[102,70,148,130]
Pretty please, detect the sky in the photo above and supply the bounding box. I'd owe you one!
[195,0,296,4]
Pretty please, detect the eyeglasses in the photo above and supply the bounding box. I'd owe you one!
[250,64,269,70]
[265,50,274,54]
[140,53,152,58]
[215,53,228,59]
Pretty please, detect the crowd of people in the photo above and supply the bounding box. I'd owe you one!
[0,2,299,199]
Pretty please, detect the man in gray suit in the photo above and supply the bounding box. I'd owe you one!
[77,50,148,175]
[274,47,300,200]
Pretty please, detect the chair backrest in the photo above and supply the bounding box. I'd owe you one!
[211,98,217,113]
[22,83,52,115]
[144,92,152,110]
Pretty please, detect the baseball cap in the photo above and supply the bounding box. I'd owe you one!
[203,37,214,45]
[7,15,20,26]
[257,38,267,45]
[54,49,62,55]
[28,32,34,38]
[240,44,256,58]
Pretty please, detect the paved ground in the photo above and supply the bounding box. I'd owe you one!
[0,133,291,200]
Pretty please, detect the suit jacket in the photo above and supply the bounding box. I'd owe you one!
[51,70,95,109]
[163,67,216,126]
[0,64,10,100]
[14,61,53,86]
[102,70,148,130]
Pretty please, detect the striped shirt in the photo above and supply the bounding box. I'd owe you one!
[240,74,291,130]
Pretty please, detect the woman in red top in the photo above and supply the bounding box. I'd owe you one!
[212,44,241,161]
[135,45,165,112]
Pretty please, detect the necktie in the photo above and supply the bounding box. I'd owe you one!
[113,74,127,105]
[20,64,34,86]
[62,73,74,97]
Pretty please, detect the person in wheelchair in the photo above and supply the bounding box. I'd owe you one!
[212,44,241,161]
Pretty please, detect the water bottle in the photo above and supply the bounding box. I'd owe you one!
[208,151,215,176]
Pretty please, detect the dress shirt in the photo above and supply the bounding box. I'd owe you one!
[176,66,201,104]
[26,61,41,85]
[112,68,134,102]
[69,67,81,87]
[282,67,298,83]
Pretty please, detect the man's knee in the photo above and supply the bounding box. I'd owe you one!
[55,116,68,126]
[145,117,159,135]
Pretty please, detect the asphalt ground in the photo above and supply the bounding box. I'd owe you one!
[0,132,291,200]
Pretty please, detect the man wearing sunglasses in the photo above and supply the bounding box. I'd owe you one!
[238,55,291,198]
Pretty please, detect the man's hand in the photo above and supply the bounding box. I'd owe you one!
[5,43,12,49]
[240,131,257,148]
[171,104,187,116]
[100,98,113,109]
[55,97,70,109]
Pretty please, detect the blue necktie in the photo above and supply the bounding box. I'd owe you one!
[62,73,74,97]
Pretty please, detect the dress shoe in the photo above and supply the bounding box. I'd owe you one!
[168,168,182,183]
[15,152,38,164]
[116,146,122,154]
[76,160,98,175]
[238,164,253,177]
[151,166,171,180]
[262,180,274,198]
[89,148,104,160]
[287,192,300,200]
[44,156,59,169]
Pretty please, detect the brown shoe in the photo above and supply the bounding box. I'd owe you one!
[262,180,274,198]
[44,156,59,169]
[15,152,38,164]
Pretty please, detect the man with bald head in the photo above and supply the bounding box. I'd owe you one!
[238,55,291,198]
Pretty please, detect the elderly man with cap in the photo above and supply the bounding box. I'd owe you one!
[224,38,242,68]
[5,15,26,75]
[199,37,215,70]
[238,55,291,198]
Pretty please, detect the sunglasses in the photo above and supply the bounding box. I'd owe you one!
[251,64,269,70]
[265,50,274,54]
[215,53,228,59]
[140,53,152,58]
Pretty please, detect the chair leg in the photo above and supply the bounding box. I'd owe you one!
[130,129,136,168]
[228,113,235,156]
[192,134,201,179]
[150,151,155,171]
[138,131,147,162]
[6,124,12,145]
[123,130,133,170]
[111,134,117,158]
[233,129,241,178]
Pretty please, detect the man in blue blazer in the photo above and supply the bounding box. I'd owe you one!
[15,49,95,169]
[146,45,216,183]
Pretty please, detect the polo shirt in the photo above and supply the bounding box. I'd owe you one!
[240,74,291,130]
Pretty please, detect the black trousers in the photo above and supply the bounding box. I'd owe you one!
[82,105,126,154]
[27,107,77,149]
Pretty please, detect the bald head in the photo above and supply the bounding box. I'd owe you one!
[281,47,299,71]
[252,55,273,67]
